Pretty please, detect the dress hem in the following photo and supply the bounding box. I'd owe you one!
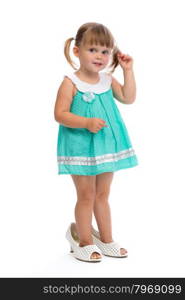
[58,161,138,176]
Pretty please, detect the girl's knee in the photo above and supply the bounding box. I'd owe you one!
[77,189,96,203]
[71,175,96,201]
[95,189,110,201]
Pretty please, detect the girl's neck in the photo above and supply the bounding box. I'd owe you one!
[75,67,100,84]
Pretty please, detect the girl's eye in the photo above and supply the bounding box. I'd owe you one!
[89,48,96,52]
[102,50,109,55]
[88,48,109,54]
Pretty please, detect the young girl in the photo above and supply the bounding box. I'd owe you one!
[54,22,139,262]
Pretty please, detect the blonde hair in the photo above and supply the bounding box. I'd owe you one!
[64,22,120,73]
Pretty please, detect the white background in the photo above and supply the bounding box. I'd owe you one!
[0,0,185,277]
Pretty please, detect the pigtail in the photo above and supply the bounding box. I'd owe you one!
[109,46,120,73]
[64,37,78,70]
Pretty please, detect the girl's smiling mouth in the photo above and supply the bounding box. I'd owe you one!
[93,62,102,66]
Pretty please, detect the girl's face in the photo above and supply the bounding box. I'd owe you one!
[73,43,112,73]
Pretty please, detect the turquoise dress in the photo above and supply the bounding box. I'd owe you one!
[57,72,139,175]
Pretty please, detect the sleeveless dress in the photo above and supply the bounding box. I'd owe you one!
[57,72,139,176]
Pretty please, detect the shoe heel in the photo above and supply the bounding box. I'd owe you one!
[70,246,74,253]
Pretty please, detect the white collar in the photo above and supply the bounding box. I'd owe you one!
[64,72,112,94]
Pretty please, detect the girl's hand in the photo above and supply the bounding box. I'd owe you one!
[117,52,133,71]
[86,118,108,133]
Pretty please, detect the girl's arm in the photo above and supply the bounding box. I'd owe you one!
[111,53,136,104]
[54,77,88,128]
[111,70,136,105]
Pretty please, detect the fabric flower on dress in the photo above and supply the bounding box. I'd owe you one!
[82,92,95,103]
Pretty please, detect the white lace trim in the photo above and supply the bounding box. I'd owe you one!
[64,72,112,94]
[57,148,136,166]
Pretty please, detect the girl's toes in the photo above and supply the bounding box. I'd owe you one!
[120,248,127,256]
[90,252,102,259]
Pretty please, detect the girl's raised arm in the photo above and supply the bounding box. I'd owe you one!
[111,76,128,104]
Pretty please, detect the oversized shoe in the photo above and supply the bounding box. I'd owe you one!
[91,226,128,258]
[66,223,102,262]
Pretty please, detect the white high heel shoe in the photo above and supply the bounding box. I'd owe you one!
[91,226,128,258]
[66,223,102,262]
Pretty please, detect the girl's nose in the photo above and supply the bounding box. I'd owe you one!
[96,52,102,59]
[96,55,102,60]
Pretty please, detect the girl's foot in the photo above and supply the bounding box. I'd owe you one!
[120,248,128,256]
[91,226,128,258]
[100,239,127,256]
[73,223,102,260]
[67,223,102,262]
[79,243,102,260]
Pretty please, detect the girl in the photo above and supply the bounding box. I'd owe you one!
[54,22,139,262]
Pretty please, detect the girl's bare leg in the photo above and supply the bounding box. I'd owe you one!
[94,172,127,255]
[94,172,114,242]
[71,174,101,259]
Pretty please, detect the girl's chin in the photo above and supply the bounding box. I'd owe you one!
[85,66,105,73]
[92,65,105,71]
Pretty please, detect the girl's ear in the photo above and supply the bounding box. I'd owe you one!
[73,46,79,57]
